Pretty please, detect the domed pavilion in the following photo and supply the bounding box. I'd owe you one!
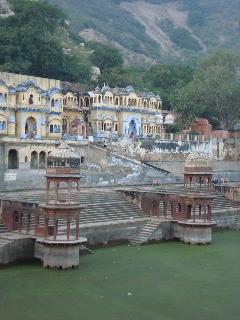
[36,141,86,269]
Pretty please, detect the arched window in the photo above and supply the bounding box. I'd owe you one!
[51,99,54,108]
[115,123,118,132]
[81,156,84,164]
[115,98,119,105]
[50,124,53,133]
[39,151,46,169]
[98,95,101,103]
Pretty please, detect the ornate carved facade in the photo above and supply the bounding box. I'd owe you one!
[0,72,175,141]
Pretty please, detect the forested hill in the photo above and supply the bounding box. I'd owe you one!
[48,0,240,65]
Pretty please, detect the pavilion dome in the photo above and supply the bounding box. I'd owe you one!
[185,152,211,169]
[47,141,80,169]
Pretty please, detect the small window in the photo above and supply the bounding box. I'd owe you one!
[29,94,33,105]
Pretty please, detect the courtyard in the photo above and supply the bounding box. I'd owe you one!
[0,230,239,320]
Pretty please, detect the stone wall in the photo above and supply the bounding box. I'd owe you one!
[212,209,240,228]
[147,160,240,181]
[0,236,34,265]
[79,219,147,246]
[0,142,176,191]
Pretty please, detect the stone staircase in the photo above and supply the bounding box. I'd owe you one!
[0,223,8,234]
[129,219,163,246]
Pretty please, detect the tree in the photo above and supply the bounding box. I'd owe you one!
[144,64,194,109]
[171,49,240,129]
[91,44,123,70]
[97,66,144,89]
[0,0,90,82]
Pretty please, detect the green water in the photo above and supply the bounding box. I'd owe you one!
[0,230,240,320]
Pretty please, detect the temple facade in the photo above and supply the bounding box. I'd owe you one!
[88,85,172,139]
[0,72,174,142]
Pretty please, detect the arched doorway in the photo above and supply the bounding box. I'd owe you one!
[39,151,46,169]
[128,119,137,138]
[25,117,37,138]
[8,149,18,169]
[30,151,38,169]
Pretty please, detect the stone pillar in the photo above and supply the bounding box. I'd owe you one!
[67,216,71,241]
[77,181,80,203]
[26,213,31,234]
[44,216,49,239]
[203,205,206,222]
[18,213,22,232]
[20,112,26,139]
[163,201,167,218]
[35,114,42,140]
[53,215,58,241]
[207,204,212,221]
[76,214,79,240]
[45,180,49,205]
[193,205,196,222]
[68,181,71,204]
[54,181,58,204]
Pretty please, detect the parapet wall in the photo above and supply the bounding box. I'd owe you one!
[0,72,60,90]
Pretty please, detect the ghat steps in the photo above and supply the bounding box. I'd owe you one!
[129,219,163,245]
[1,187,240,233]
[16,191,147,232]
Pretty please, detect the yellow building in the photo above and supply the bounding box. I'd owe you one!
[0,73,174,142]
[0,72,63,140]
[62,90,91,139]
[88,85,164,139]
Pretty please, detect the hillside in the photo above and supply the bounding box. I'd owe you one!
[48,0,240,65]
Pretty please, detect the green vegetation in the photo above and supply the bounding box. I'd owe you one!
[143,64,194,109]
[48,0,240,64]
[160,19,202,52]
[0,231,240,320]
[89,43,123,70]
[98,66,145,89]
[171,49,240,129]
[0,0,91,82]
